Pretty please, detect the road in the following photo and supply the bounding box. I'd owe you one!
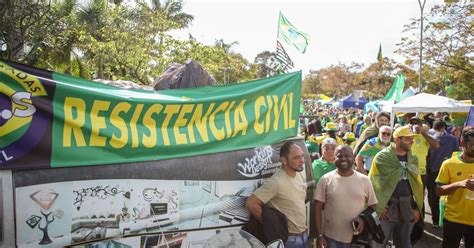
[414,197,465,248]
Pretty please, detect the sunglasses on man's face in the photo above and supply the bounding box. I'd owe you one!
[381,132,392,136]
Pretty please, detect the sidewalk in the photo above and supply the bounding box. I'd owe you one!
[413,198,465,248]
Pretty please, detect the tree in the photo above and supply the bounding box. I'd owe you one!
[307,62,362,97]
[355,58,400,99]
[397,2,473,99]
[253,51,286,78]
[0,0,76,64]
[302,71,322,96]
[150,0,193,30]
[0,0,262,86]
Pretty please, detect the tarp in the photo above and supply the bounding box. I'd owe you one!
[338,94,368,110]
[0,60,302,170]
[390,93,471,126]
[153,60,217,90]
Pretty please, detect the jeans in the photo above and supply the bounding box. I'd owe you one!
[443,219,474,248]
[379,220,414,248]
[285,233,309,248]
[326,236,359,248]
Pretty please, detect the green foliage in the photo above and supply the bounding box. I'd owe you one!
[397,2,473,99]
[253,51,286,78]
[0,0,260,86]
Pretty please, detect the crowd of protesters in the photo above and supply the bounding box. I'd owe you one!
[245,98,473,248]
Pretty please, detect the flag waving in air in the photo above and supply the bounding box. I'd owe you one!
[278,11,310,53]
[276,40,294,71]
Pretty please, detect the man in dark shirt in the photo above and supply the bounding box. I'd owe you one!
[427,120,460,227]
[369,126,423,248]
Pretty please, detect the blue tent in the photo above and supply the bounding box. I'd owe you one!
[364,100,380,113]
[338,94,368,109]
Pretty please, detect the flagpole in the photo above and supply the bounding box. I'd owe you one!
[418,0,426,92]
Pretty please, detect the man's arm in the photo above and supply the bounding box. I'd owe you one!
[436,180,473,196]
[421,126,439,149]
[245,194,264,223]
[314,200,327,248]
[355,155,366,175]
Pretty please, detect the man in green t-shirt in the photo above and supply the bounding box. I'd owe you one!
[312,138,337,185]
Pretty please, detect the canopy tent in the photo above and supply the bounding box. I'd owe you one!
[320,97,335,106]
[338,94,368,110]
[365,86,417,114]
[318,94,332,101]
[364,100,380,113]
[390,93,471,126]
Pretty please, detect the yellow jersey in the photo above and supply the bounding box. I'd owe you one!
[436,152,474,226]
[411,134,430,175]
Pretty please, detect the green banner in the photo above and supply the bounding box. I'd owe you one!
[0,60,302,169]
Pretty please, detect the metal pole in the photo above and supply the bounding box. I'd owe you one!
[418,0,426,92]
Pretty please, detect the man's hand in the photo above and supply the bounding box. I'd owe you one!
[468,179,474,191]
[454,179,474,191]
[421,124,430,134]
[316,236,327,248]
[412,208,421,223]
[380,206,389,221]
[352,217,364,234]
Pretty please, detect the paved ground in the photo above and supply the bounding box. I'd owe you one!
[413,198,465,248]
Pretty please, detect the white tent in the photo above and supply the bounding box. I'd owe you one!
[390,93,471,126]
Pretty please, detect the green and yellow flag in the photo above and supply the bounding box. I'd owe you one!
[278,11,310,54]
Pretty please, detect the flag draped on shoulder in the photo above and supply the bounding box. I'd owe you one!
[276,40,294,71]
[278,11,310,53]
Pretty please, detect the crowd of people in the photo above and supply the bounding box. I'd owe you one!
[244,102,473,248]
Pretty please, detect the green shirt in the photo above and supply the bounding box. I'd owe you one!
[312,158,336,185]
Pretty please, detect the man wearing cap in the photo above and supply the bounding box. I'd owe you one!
[309,122,344,147]
[356,125,392,175]
[426,120,460,227]
[354,112,390,155]
[369,126,424,248]
[343,132,356,149]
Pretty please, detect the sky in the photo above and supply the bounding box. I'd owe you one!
[172,0,444,76]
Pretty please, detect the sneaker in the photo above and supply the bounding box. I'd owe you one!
[432,224,440,229]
